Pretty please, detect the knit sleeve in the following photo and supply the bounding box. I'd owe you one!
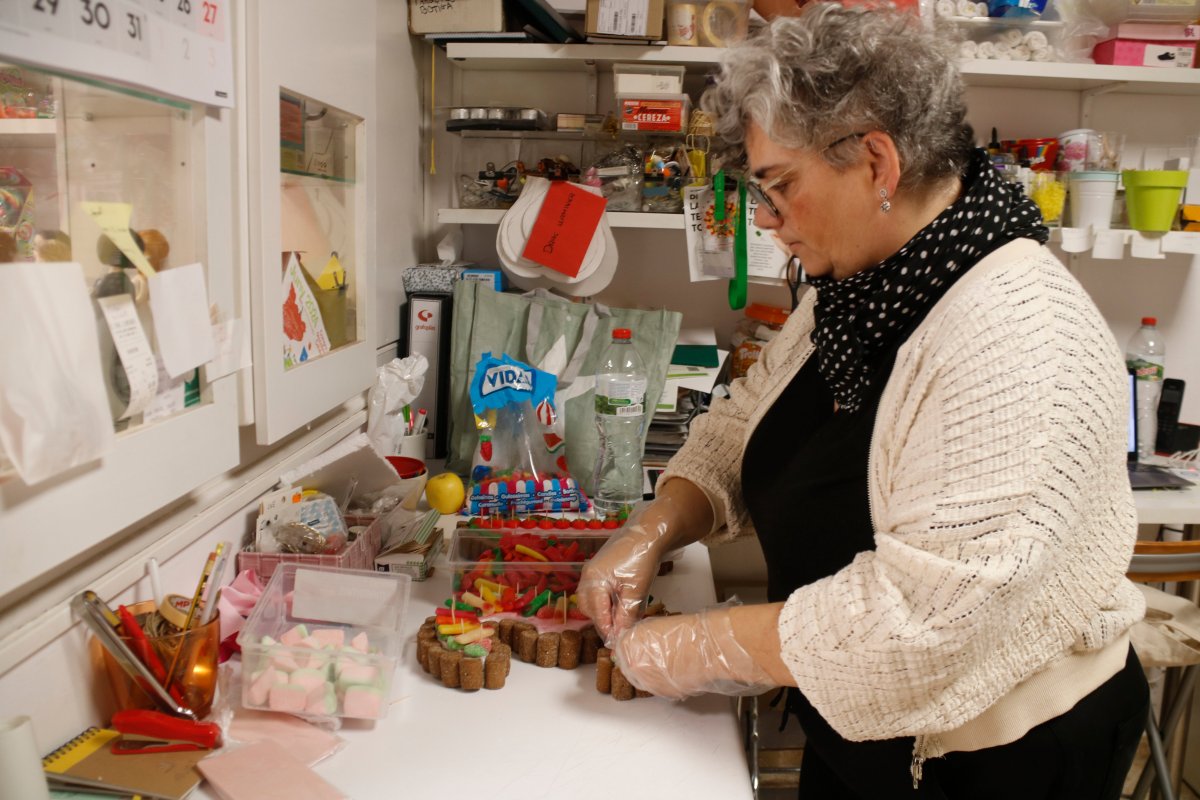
[777,254,1141,740]
[659,303,814,546]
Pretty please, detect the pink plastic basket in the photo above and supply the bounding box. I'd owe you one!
[238,515,382,579]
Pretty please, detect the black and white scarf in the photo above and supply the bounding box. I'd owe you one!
[807,148,1048,414]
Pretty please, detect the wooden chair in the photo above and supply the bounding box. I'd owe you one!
[1126,539,1200,800]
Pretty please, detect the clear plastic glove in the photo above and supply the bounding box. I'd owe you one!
[576,503,667,647]
[613,605,777,700]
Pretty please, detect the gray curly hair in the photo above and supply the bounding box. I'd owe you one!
[701,4,974,192]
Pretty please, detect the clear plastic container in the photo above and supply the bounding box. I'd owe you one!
[447,529,610,617]
[238,564,411,719]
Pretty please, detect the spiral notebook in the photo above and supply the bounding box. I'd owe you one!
[42,727,204,800]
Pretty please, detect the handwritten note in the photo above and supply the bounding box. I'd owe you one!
[78,202,155,279]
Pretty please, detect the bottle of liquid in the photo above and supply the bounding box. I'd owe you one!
[592,328,647,516]
[1126,316,1166,460]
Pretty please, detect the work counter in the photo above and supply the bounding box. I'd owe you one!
[197,539,753,800]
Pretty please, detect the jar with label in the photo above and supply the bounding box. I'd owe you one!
[730,303,790,380]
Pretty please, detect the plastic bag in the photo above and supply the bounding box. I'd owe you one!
[366,355,427,457]
[0,262,114,484]
[466,352,588,516]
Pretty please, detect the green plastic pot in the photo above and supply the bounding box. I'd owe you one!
[1122,170,1187,232]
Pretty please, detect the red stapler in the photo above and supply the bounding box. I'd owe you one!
[110,709,222,755]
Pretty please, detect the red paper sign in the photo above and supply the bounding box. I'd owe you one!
[521,182,607,278]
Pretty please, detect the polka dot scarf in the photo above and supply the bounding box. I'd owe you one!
[807,148,1048,414]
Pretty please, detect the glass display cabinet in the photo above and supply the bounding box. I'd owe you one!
[243,0,376,445]
[0,61,238,600]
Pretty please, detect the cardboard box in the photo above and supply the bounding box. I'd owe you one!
[586,0,664,40]
[409,0,504,34]
[619,94,690,133]
[1093,22,1198,68]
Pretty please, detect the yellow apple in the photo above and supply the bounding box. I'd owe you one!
[425,471,466,514]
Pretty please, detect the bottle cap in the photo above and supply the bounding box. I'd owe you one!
[612,328,632,340]
[1142,316,1157,326]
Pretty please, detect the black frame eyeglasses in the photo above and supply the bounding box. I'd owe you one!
[745,132,869,220]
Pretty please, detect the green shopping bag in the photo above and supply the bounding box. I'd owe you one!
[447,282,682,499]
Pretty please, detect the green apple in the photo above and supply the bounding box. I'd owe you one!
[425,472,465,514]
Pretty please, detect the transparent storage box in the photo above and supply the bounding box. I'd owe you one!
[237,564,411,720]
[447,529,610,605]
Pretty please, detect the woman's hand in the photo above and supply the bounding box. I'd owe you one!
[576,506,668,647]
[612,605,784,699]
[577,480,716,646]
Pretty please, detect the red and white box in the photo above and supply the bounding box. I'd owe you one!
[619,94,691,133]
[1092,22,1199,68]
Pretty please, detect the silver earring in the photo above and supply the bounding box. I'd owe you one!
[879,188,891,214]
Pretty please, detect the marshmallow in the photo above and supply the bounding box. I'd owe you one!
[248,666,288,706]
[289,668,329,692]
[279,625,309,647]
[306,684,337,716]
[337,660,379,687]
[342,686,384,719]
[270,650,301,672]
[268,683,309,713]
[350,632,370,653]
[311,628,345,649]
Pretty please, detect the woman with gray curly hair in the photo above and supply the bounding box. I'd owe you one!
[577,4,1148,796]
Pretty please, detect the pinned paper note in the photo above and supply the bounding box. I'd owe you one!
[148,262,216,378]
[78,201,155,278]
[97,295,159,420]
[143,355,188,424]
[208,318,253,380]
[282,253,331,369]
[0,263,114,484]
[521,181,607,278]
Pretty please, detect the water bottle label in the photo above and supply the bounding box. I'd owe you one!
[595,378,647,417]
[1127,358,1163,381]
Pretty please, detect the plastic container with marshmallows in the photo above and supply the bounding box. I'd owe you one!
[238,564,411,720]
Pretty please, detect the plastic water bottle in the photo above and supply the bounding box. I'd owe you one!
[1126,316,1166,460]
[592,328,647,516]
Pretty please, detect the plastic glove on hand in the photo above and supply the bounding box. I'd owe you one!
[576,506,665,647]
[612,606,777,700]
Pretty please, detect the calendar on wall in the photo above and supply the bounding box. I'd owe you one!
[0,0,233,107]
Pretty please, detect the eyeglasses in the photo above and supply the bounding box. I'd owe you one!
[745,132,868,220]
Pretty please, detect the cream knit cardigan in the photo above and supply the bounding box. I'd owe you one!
[660,239,1145,743]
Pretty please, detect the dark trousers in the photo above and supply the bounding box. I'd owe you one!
[795,647,1149,799]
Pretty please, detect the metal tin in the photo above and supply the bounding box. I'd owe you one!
[468,107,488,120]
[449,107,470,120]
[486,107,507,120]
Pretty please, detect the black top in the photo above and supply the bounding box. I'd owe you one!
[742,354,889,603]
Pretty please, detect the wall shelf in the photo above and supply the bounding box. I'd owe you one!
[1051,227,1200,257]
[437,207,687,228]
[445,43,1200,95]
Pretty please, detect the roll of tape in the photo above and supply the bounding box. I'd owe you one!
[700,1,747,47]
[668,3,699,46]
[1023,30,1048,49]
[159,593,194,629]
[1011,44,1032,61]
[935,0,955,16]
[959,40,980,58]
[1000,27,1023,47]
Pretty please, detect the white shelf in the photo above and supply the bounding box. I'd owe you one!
[437,207,687,229]
[1051,227,1200,257]
[444,43,1200,94]
[0,118,57,145]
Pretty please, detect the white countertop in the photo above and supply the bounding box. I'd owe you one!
[199,539,753,800]
[1134,482,1200,527]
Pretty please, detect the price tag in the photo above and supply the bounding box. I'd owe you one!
[1,0,232,107]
